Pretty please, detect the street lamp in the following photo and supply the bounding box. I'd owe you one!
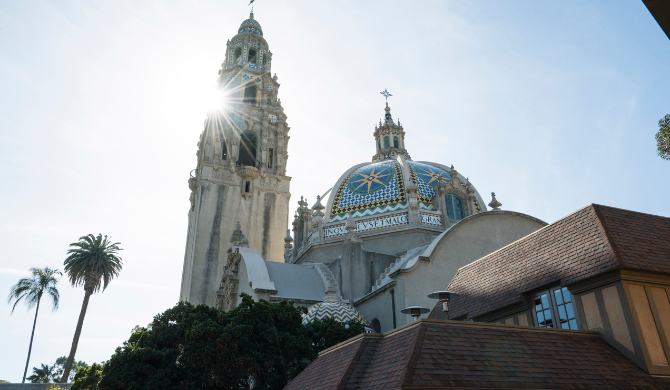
[401,306,430,321]
[427,290,459,320]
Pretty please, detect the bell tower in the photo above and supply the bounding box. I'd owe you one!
[180,13,291,306]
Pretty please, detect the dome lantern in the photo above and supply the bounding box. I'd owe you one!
[373,100,410,162]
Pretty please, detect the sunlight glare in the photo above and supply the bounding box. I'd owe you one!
[204,87,230,112]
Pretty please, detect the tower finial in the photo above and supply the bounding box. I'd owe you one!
[249,0,255,15]
[380,88,392,103]
[488,192,502,211]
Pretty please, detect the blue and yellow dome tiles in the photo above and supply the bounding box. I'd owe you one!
[407,161,451,209]
[330,160,406,221]
[302,302,370,327]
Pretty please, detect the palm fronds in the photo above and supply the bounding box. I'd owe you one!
[63,234,123,293]
[8,267,62,313]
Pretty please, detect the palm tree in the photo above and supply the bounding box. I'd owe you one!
[26,363,57,383]
[61,234,122,383]
[7,267,62,383]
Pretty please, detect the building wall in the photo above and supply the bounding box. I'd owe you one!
[623,276,670,375]
[398,211,547,324]
[180,173,290,306]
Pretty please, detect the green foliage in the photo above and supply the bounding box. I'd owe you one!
[657,114,670,160]
[54,356,88,383]
[27,363,58,383]
[73,295,363,390]
[303,317,365,354]
[7,267,61,313]
[70,363,103,390]
[64,234,123,293]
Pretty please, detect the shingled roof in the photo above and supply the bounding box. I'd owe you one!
[430,204,670,321]
[284,319,670,390]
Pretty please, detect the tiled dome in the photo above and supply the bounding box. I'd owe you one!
[238,13,263,36]
[329,157,479,221]
[302,302,370,326]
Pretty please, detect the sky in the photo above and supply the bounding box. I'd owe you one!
[0,0,668,383]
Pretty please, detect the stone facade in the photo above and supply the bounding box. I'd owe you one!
[179,13,291,306]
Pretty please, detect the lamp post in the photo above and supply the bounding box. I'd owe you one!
[401,306,430,321]
[427,291,459,320]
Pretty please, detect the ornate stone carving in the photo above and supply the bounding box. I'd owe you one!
[212,166,235,181]
[217,248,241,311]
[236,166,260,179]
[260,176,281,189]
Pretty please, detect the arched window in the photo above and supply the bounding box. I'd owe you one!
[248,48,257,64]
[393,136,399,148]
[243,85,257,106]
[221,139,228,160]
[384,136,390,149]
[234,48,242,63]
[371,318,381,333]
[445,194,465,220]
[268,148,273,168]
[238,131,257,167]
[377,140,381,151]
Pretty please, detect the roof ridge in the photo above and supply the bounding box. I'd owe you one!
[401,323,427,387]
[591,204,625,268]
[447,203,597,289]
[335,337,370,390]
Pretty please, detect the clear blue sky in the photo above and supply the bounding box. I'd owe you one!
[1,0,668,383]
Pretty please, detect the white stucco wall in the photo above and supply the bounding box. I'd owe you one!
[396,211,547,326]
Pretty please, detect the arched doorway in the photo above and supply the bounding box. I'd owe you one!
[238,131,257,167]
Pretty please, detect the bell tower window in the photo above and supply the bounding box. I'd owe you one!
[222,140,228,160]
[238,131,257,167]
[268,148,274,168]
[248,48,257,64]
[384,136,390,149]
[234,48,242,63]
[445,194,464,220]
[393,136,399,148]
[243,85,257,106]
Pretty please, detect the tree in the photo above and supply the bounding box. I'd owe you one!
[302,317,365,354]
[54,356,88,383]
[70,363,103,390]
[61,234,123,383]
[72,297,365,390]
[7,267,62,383]
[657,114,670,160]
[26,363,58,383]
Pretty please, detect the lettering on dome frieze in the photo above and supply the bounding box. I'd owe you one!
[420,213,442,226]
[323,212,409,238]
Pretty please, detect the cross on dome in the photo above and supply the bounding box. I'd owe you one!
[380,88,392,102]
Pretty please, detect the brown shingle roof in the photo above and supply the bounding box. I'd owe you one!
[284,319,670,390]
[430,204,670,321]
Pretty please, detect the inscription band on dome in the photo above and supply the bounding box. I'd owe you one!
[323,212,409,238]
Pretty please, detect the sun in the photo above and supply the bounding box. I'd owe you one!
[204,87,231,112]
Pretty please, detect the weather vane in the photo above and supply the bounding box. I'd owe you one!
[249,0,255,12]
[380,88,392,102]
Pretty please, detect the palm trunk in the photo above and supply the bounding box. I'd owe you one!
[21,297,41,383]
[61,289,92,383]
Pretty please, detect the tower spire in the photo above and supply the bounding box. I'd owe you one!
[373,90,410,162]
